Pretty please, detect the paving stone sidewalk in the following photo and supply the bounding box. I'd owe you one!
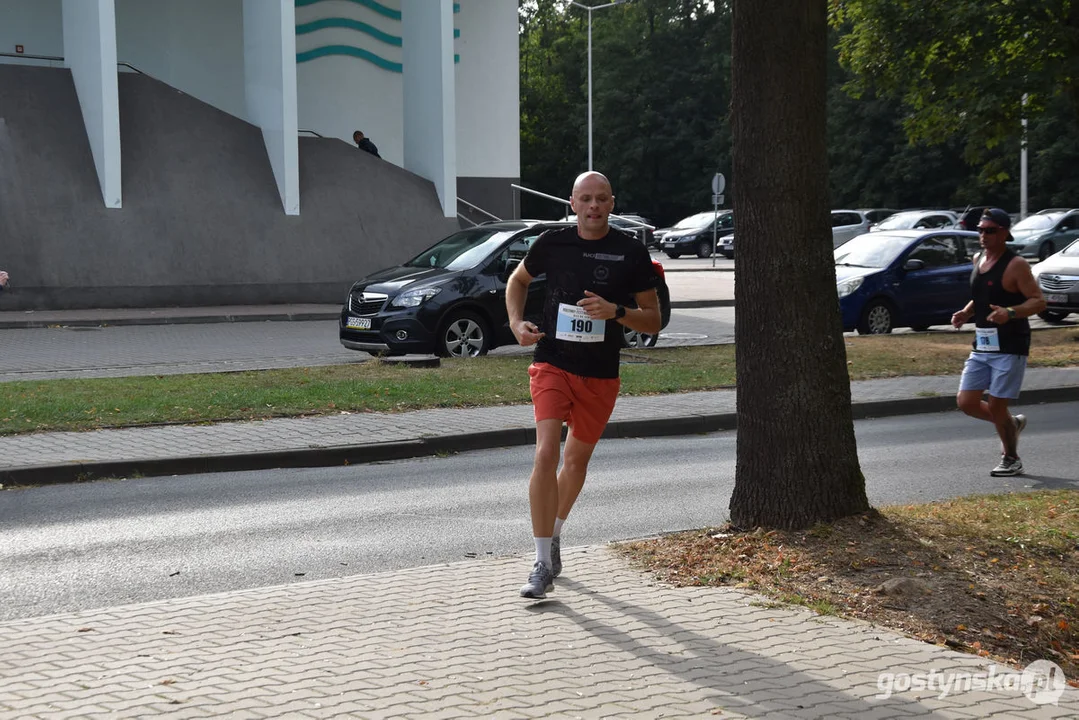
[2,367,1079,484]
[1,545,1074,719]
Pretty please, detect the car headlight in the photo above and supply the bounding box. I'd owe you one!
[837,277,864,299]
[390,286,442,308]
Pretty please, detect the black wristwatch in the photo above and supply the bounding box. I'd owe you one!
[614,304,626,319]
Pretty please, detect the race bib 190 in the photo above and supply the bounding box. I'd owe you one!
[555,303,605,343]
[975,326,1001,352]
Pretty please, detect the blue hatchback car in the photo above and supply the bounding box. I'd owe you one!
[834,229,980,334]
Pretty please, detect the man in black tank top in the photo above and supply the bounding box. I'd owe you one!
[951,209,1046,476]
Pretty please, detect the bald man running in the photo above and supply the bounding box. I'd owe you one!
[506,171,662,599]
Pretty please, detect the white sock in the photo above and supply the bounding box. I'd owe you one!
[553,517,565,538]
[534,537,552,567]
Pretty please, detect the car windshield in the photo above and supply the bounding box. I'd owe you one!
[1013,214,1062,232]
[1062,240,1079,257]
[404,228,518,270]
[874,212,922,231]
[672,212,721,230]
[833,233,912,268]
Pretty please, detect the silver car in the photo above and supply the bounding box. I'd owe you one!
[1008,210,1079,261]
[831,209,872,248]
[1030,238,1079,322]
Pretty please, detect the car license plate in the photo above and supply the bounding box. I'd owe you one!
[1046,293,1068,304]
[663,242,675,249]
[346,316,372,330]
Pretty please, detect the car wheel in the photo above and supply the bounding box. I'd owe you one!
[621,326,659,348]
[436,310,490,358]
[1038,309,1071,324]
[1038,242,1055,261]
[696,239,712,259]
[665,251,680,259]
[857,299,894,335]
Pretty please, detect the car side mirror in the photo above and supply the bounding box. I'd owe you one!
[904,259,926,271]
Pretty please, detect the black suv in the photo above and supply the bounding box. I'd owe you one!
[340,221,671,357]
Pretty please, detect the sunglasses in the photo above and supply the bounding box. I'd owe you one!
[977,226,1001,235]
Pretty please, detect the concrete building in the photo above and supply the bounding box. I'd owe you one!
[0,0,520,310]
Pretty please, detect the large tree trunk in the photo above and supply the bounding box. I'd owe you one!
[729,0,869,529]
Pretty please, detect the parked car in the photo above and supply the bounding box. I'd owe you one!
[830,210,872,248]
[610,214,655,249]
[1007,209,1079,261]
[339,221,670,357]
[951,206,991,231]
[834,228,979,334]
[1030,238,1079,322]
[858,208,899,227]
[660,211,734,258]
[718,232,735,259]
[869,209,959,234]
[565,213,655,248]
[718,213,867,257]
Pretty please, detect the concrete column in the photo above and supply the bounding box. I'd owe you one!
[62,0,122,208]
[402,0,456,218]
[243,0,299,215]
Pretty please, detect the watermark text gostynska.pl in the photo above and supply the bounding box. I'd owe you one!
[875,660,1066,706]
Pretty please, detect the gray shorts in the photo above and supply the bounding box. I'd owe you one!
[958,352,1027,399]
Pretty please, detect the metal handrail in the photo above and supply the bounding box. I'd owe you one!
[0,51,63,63]
[1,52,147,76]
[456,213,479,227]
[299,129,324,138]
[457,197,501,222]
[510,183,655,229]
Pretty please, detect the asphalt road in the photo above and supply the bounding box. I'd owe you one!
[0,308,739,382]
[2,402,1075,621]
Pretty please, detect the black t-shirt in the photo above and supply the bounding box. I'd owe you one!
[523,226,660,378]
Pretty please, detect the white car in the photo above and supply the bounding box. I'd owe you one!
[869,209,959,234]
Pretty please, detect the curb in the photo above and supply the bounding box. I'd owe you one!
[5,385,1078,488]
[0,302,733,328]
[0,312,342,330]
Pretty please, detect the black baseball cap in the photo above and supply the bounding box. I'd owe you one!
[981,208,1011,229]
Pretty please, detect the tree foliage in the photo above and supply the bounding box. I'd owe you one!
[831,0,1079,164]
[519,0,1079,224]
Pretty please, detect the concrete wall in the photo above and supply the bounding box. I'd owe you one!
[455,0,518,181]
[61,0,122,208]
[0,0,64,64]
[402,0,455,217]
[0,65,457,310]
[243,0,299,215]
[115,0,246,120]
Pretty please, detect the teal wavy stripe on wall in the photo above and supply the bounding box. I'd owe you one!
[296,44,402,71]
[295,0,401,21]
[295,19,460,46]
[296,17,402,46]
[295,45,459,70]
[294,0,461,19]
[295,1,461,71]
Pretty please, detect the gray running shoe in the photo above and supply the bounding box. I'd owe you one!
[519,561,554,599]
[551,536,562,578]
[991,455,1023,477]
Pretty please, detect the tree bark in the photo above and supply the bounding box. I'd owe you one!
[729,0,869,529]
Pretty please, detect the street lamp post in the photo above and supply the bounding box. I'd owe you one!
[568,0,630,171]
